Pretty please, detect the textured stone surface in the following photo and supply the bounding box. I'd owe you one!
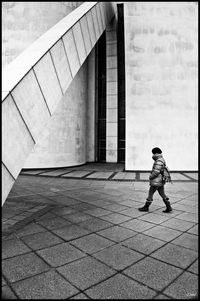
[57,256,115,290]
[36,216,71,230]
[2,286,17,299]
[151,243,198,269]
[85,273,157,299]
[93,244,144,270]
[123,257,182,291]
[121,219,156,232]
[163,271,198,299]
[21,231,63,250]
[171,233,198,251]
[144,225,182,242]
[37,242,86,267]
[52,224,90,241]
[2,238,31,259]
[122,233,166,255]
[100,213,132,224]
[11,270,79,299]
[2,252,49,283]
[97,225,137,242]
[78,217,113,232]
[70,233,114,254]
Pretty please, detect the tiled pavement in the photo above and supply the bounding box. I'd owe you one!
[2,164,198,299]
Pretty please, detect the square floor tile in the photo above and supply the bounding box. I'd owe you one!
[78,218,113,232]
[37,242,86,267]
[70,203,97,211]
[93,244,144,270]
[119,207,149,218]
[187,225,198,235]
[187,259,198,274]
[70,233,114,254]
[85,273,157,299]
[175,212,198,223]
[52,224,90,241]
[160,218,196,232]
[57,256,115,290]
[63,212,93,223]
[143,225,182,242]
[21,231,63,250]
[35,212,57,221]
[11,270,79,299]
[85,208,111,217]
[120,219,155,232]
[70,293,89,299]
[151,243,198,269]
[37,216,71,230]
[100,213,132,224]
[97,225,137,242]
[53,206,77,216]
[50,196,80,206]
[2,238,31,259]
[138,213,171,224]
[123,257,182,291]
[154,294,171,299]
[100,203,130,212]
[2,285,17,299]
[2,252,49,283]
[163,271,198,299]
[171,233,198,251]
[122,233,166,255]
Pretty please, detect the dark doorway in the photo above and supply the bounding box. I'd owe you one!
[96,32,106,162]
[117,4,125,163]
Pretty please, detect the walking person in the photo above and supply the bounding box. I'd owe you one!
[138,147,172,213]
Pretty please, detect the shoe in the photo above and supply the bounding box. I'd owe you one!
[139,201,151,212]
[162,199,172,213]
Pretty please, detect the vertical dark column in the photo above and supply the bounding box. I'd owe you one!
[96,32,106,162]
[117,4,125,163]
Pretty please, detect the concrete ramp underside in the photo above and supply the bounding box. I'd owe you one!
[2,2,115,204]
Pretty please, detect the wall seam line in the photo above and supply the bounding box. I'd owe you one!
[99,2,106,30]
[32,68,52,116]
[79,20,88,57]
[94,5,101,38]
[2,161,16,181]
[61,37,74,79]
[85,13,93,48]
[72,27,82,67]
[9,93,36,145]
[96,4,104,33]
[90,9,98,41]
[49,50,64,95]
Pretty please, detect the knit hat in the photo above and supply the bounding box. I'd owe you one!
[152,147,162,154]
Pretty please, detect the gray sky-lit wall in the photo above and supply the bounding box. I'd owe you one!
[124,2,198,170]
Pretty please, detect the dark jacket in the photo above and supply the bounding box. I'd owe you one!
[149,153,166,187]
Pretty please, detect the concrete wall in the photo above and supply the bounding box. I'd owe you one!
[24,54,90,168]
[2,2,83,67]
[124,2,198,171]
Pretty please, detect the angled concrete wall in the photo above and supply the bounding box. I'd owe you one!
[2,2,115,204]
[124,2,198,171]
[24,51,93,168]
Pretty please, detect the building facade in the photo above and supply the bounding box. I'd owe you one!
[2,2,198,203]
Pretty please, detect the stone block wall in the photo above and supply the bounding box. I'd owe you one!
[106,18,118,162]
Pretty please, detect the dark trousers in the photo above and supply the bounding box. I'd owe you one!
[147,185,168,202]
